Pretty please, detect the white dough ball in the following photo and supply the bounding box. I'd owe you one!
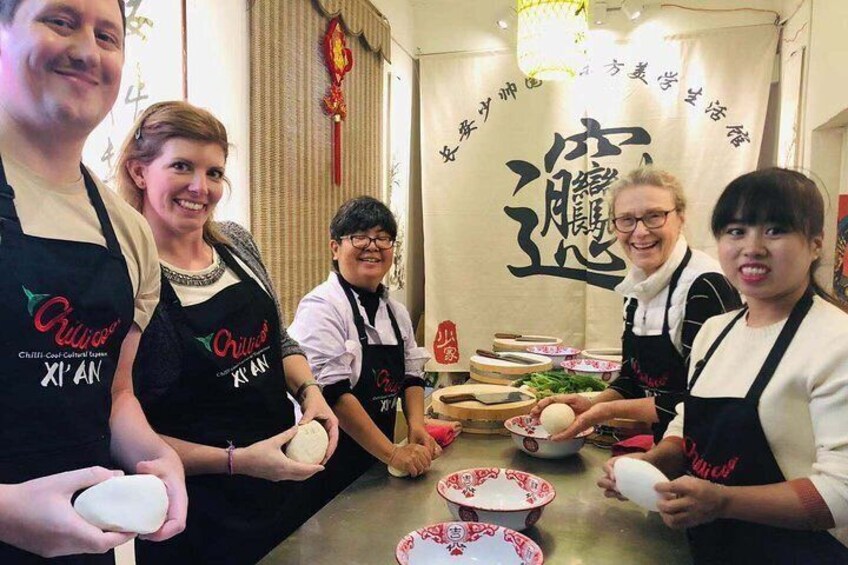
[540,404,576,435]
[613,457,669,512]
[73,474,168,534]
[285,421,329,465]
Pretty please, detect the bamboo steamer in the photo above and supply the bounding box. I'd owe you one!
[469,353,551,386]
[492,335,561,352]
[430,384,537,435]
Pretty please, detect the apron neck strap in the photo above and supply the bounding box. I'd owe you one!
[0,155,21,231]
[0,154,122,256]
[623,247,692,333]
[745,290,814,403]
[662,247,692,334]
[80,164,121,256]
[215,244,251,282]
[337,273,402,346]
[689,306,747,391]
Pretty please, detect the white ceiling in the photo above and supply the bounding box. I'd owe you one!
[410,0,787,55]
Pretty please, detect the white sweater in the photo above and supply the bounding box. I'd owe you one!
[665,297,848,544]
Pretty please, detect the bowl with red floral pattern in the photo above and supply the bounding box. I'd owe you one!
[395,521,544,564]
[436,468,556,532]
[560,358,621,383]
[504,415,593,459]
[525,345,581,367]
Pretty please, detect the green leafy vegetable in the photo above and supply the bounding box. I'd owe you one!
[514,370,606,398]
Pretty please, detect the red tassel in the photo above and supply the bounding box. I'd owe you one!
[334,118,341,186]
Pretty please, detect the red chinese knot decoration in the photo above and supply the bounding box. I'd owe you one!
[322,18,353,186]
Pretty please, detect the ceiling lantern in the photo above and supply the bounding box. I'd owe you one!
[516,0,588,81]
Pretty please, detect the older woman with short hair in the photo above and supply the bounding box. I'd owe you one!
[533,168,740,444]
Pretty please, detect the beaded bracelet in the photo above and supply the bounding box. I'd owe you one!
[226,441,235,475]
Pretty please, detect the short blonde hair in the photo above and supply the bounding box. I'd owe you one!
[608,167,687,218]
[115,101,230,244]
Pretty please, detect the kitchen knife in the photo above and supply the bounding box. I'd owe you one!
[475,349,538,365]
[494,333,554,342]
[440,391,533,405]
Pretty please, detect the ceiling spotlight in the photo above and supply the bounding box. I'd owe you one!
[621,0,643,20]
[497,19,509,30]
[592,1,608,25]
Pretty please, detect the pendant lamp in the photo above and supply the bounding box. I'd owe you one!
[516,0,589,81]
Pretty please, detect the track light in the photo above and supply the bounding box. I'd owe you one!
[621,0,643,20]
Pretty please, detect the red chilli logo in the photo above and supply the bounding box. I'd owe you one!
[197,320,270,360]
[684,437,740,482]
[25,287,121,351]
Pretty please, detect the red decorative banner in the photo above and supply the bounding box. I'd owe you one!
[322,18,353,186]
[434,320,460,365]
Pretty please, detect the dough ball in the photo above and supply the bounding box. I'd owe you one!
[540,404,576,435]
[73,474,168,534]
[285,421,329,465]
[613,457,669,512]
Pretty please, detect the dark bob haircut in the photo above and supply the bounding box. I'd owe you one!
[330,196,398,241]
[711,167,824,240]
[0,0,126,33]
[711,167,843,308]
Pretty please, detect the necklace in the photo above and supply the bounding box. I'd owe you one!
[161,248,226,287]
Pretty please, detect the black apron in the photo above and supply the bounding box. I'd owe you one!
[623,248,691,443]
[135,246,296,565]
[0,156,133,564]
[684,291,848,564]
[289,275,406,525]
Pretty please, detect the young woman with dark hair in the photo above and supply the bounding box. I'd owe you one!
[600,168,848,564]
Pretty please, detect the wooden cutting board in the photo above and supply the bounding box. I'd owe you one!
[430,384,537,435]
[492,335,562,352]
[469,353,551,385]
[581,347,623,363]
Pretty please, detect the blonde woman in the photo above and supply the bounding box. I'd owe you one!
[533,168,740,443]
[116,101,338,564]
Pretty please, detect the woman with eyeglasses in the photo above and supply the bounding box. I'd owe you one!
[115,101,339,564]
[533,168,740,444]
[600,168,848,563]
[289,196,439,513]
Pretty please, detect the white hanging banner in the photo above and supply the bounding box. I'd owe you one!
[421,25,778,371]
[83,0,184,185]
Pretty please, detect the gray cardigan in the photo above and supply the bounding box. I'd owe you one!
[133,221,304,405]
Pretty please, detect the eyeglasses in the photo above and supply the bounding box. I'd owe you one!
[340,235,395,250]
[611,209,677,233]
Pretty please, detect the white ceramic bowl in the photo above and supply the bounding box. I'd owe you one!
[396,521,544,564]
[525,345,581,368]
[561,358,622,384]
[436,468,555,531]
[504,415,592,459]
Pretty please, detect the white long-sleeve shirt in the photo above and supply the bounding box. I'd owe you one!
[665,297,848,545]
[289,272,429,389]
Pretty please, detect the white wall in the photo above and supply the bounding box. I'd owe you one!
[804,0,848,136]
[186,0,251,228]
[371,0,415,57]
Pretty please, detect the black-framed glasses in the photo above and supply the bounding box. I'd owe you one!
[611,209,677,233]
[340,235,395,250]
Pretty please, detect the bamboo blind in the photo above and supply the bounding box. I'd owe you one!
[250,0,385,324]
